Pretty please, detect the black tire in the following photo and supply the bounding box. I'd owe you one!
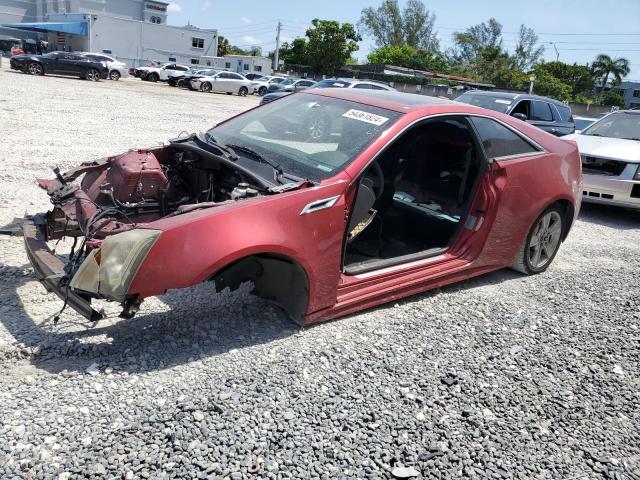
[85,69,100,81]
[258,86,267,96]
[147,72,159,83]
[511,204,565,275]
[27,62,43,75]
[201,82,212,93]
[109,70,121,81]
[239,86,248,97]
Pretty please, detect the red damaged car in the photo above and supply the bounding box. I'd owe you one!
[24,89,582,325]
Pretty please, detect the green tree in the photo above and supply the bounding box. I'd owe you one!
[305,19,361,75]
[510,24,544,71]
[532,72,572,101]
[367,44,449,73]
[533,61,594,97]
[359,0,439,52]
[217,36,230,56]
[453,18,503,63]
[591,54,630,92]
[601,91,625,107]
[279,38,309,66]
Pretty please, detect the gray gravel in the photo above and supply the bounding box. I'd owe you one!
[1,65,639,480]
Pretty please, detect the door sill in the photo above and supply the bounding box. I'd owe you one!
[343,247,448,276]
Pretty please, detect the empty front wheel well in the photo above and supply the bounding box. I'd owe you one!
[209,254,309,325]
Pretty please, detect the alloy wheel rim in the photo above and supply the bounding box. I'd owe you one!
[528,211,562,269]
[29,63,41,74]
[87,70,97,81]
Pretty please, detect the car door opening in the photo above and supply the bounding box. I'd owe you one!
[344,117,484,273]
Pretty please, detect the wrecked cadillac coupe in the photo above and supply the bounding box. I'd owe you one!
[24,89,582,325]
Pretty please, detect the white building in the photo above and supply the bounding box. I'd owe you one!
[205,54,272,76]
[1,0,218,67]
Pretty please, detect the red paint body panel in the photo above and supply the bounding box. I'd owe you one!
[121,90,581,325]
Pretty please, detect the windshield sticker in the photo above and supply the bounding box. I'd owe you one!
[495,99,511,105]
[342,109,389,126]
[316,164,333,172]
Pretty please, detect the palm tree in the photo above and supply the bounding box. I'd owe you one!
[591,54,630,98]
[217,36,230,57]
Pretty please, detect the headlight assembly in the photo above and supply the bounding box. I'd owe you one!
[70,229,160,302]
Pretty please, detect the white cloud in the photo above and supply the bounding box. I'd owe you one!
[243,35,261,44]
[201,0,210,11]
[167,2,182,12]
[240,16,251,25]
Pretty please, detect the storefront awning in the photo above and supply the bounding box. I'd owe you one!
[1,21,88,36]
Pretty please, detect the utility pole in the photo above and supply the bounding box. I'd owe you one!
[273,20,282,73]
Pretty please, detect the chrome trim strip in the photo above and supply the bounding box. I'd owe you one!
[300,195,340,215]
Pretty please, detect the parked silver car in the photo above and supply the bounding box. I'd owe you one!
[564,110,640,209]
[190,71,254,96]
[78,52,128,81]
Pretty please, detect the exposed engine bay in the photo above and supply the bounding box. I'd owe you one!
[38,137,280,243]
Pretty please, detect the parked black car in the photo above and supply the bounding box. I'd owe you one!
[10,52,108,81]
[455,91,575,136]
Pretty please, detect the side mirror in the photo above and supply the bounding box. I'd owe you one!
[512,112,528,122]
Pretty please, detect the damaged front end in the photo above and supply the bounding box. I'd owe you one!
[21,135,292,321]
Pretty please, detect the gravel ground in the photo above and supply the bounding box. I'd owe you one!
[1,65,639,480]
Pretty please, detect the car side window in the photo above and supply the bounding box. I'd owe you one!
[531,101,554,122]
[177,66,189,71]
[230,73,243,80]
[352,83,372,89]
[470,116,540,159]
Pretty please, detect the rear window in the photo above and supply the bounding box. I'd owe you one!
[470,117,540,159]
[556,104,574,122]
[456,93,513,114]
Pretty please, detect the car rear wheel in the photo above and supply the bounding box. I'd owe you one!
[512,205,564,275]
[201,82,212,92]
[85,69,100,81]
[147,73,159,83]
[258,86,267,96]
[27,62,43,75]
[239,86,248,97]
[109,70,121,81]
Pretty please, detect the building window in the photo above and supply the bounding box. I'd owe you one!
[633,89,640,98]
[150,16,161,24]
[192,38,204,49]
[225,62,231,69]
[191,58,200,65]
[243,64,249,71]
[254,65,262,72]
[206,60,211,66]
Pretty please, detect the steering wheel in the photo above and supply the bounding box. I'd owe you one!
[364,160,384,200]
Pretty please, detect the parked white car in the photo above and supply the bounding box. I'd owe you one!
[79,52,128,81]
[137,63,190,82]
[563,110,640,209]
[250,75,288,96]
[191,71,255,96]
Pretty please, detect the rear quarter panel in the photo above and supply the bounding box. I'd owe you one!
[473,114,582,267]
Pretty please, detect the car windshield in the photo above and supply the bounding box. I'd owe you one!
[456,92,514,113]
[574,118,595,131]
[208,93,402,181]
[315,79,352,88]
[581,111,640,141]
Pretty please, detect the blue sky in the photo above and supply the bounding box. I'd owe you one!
[166,0,640,78]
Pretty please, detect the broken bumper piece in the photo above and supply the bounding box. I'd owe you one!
[23,215,105,322]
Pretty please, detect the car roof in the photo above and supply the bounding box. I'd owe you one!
[303,88,456,112]
[460,90,569,107]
